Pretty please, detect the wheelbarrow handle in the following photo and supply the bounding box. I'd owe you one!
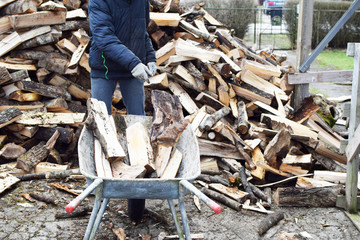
[180,180,223,214]
[65,178,103,213]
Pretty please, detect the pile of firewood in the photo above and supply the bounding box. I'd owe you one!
[0,0,350,219]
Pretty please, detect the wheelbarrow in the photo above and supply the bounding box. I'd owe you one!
[65,115,222,240]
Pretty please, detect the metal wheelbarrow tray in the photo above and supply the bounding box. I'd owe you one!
[66,115,222,240]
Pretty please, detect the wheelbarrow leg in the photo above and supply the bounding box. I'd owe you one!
[89,198,109,240]
[83,182,104,240]
[167,199,184,240]
[179,184,192,240]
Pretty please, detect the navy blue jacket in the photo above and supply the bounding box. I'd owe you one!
[88,0,156,79]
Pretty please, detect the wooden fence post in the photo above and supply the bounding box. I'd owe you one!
[293,0,314,111]
[345,43,360,213]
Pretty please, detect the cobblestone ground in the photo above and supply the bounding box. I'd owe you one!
[1,179,360,240]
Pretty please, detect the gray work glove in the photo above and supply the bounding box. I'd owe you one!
[147,62,157,76]
[131,63,152,83]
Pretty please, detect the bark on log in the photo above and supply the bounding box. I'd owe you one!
[239,165,257,203]
[263,128,291,168]
[258,211,285,235]
[234,100,248,134]
[150,90,188,146]
[183,61,206,91]
[29,192,58,205]
[55,206,90,219]
[201,187,241,211]
[199,106,230,131]
[273,186,341,207]
[16,80,70,100]
[17,168,80,181]
[0,107,22,128]
[197,174,229,186]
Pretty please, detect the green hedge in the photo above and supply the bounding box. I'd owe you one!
[284,1,360,48]
[204,0,256,39]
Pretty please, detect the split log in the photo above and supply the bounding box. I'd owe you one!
[94,138,112,178]
[0,107,22,128]
[0,172,20,194]
[199,106,230,131]
[9,90,41,102]
[16,112,85,125]
[156,41,175,65]
[198,138,242,159]
[292,97,321,123]
[0,142,26,160]
[242,59,281,80]
[9,11,66,29]
[168,81,198,114]
[85,98,125,162]
[258,211,285,235]
[279,164,308,176]
[145,73,168,89]
[16,80,71,100]
[111,160,146,179]
[261,113,318,139]
[154,144,173,177]
[18,33,56,50]
[217,85,230,106]
[241,69,287,102]
[226,126,256,170]
[201,187,241,211]
[183,61,206,91]
[234,100,248,134]
[150,90,188,146]
[173,64,197,88]
[150,12,180,27]
[315,142,346,165]
[273,186,341,207]
[206,63,228,91]
[296,177,337,189]
[0,66,11,85]
[251,147,266,180]
[179,20,214,42]
[126,122,154,169]
[44,98,68,112]
[16,131,60,172]
[209,183,248,202]
[231,83,273,106]
[195,92,225,110]
[29,192,58,205]
[174,38,221,62]
[263,129,291,168]
[161,148,182,178]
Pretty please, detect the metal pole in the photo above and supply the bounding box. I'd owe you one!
[299,0,360,72]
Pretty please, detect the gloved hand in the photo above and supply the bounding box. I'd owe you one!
[147,62,157,76]
[131,63,152,83]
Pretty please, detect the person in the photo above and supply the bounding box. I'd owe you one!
[88,0,156,222]
[88,0,156,116]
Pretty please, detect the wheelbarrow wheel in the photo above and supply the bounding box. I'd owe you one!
[127,199,145,222]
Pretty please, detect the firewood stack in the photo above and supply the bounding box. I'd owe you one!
[0,0,350,212]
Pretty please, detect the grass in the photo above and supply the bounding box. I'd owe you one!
[309,86,328,98]
[314,49,354,70]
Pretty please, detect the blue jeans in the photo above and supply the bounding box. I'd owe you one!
[91,77,145,115]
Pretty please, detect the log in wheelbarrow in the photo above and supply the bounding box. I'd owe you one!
[65,115,222,240]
